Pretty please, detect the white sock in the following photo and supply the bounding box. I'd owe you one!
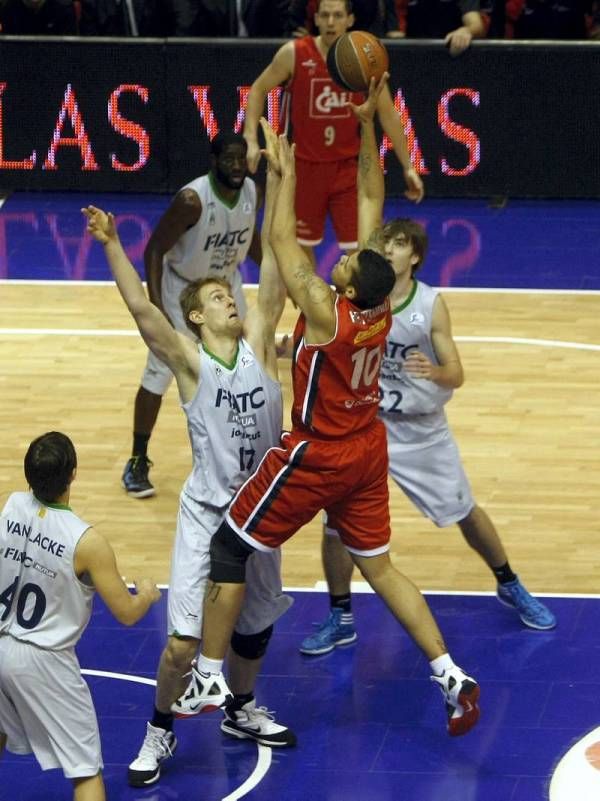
[429,653,455,676]
[196,654,223,675]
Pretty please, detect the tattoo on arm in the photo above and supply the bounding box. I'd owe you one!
[206,581,221,603]
[358,151,373,177]
[292,264,330,303]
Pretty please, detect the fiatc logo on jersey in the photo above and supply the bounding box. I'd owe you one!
[310,79,352,119]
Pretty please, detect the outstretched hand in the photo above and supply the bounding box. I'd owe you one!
[347,72,389,124]
[259,117,282,175]
[277,134,296,179]
[81,205,117,245]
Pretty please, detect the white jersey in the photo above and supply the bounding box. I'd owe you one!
[182,338,283,507]
[164,174,257,284]
[379,280,453,418]
[0,492,94,650]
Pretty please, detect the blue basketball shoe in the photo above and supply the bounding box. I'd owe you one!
[497,577,556,630]
[299,608,357,655]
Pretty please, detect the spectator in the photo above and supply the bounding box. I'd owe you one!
[0,0,77,34]
[287,0,404,37]
[402,0,486,55]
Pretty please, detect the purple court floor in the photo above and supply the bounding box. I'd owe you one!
[1,192,599,800]
[2,590,600,801]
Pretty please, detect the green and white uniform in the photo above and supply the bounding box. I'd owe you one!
[379,280,473,526]
[168,339,293,638]
[142,173,257,395]
[0,492,102,778]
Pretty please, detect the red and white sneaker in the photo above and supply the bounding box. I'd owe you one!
[171,661,233,718]
[431,666,480,736]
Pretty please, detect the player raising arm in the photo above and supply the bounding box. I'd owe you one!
[186,76,481,738]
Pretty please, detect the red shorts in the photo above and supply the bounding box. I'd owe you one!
[227,422,391,555]
[294,157,358,248]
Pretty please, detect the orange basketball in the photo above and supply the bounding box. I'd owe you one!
[327,31,389,93]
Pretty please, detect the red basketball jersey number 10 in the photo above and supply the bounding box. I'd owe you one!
[327,31,390,93]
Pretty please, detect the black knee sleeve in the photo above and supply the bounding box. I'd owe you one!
[230,625,273,660]
[209,521,254,583]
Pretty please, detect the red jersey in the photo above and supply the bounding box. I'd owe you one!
[291,295,391,439]
[284,36,365,163]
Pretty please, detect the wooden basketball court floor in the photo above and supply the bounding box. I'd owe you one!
[0,193,599,800]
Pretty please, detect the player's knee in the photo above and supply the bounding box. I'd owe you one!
[209,521,254,583]
[230,625,273,660]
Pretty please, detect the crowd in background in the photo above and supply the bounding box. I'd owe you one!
[1,0,599,40]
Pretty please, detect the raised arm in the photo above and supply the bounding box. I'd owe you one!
[269,136,336,342]
[376,84,424,204]
[348,74,389,249]
[243,42,294,173]
[245,121,288,379]
[74,528,161,626]
[82,206,198,398]
[144,189,202,317]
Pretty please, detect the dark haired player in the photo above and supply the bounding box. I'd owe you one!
[178,77,481,738]
[123,133,262,498]
[0,432,160,801]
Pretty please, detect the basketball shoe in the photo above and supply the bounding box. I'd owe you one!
[496,577,556,630]
[171,660,233,717]
[299,608,357,655]
[221,699,297,747]
[122,455,155,498]
[431,666,480,737]
[127,722,177,787]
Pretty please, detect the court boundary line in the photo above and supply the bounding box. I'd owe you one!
[147,583,600,599]
[2,327,600,352]
[1,278,599,296]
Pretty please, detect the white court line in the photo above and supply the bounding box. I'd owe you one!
[220,747,273,801]
[138,582,600,599]
[79,668,271,801]
[456,335,600,351]
[0,328,137,336]
[437,286,600,296]
[0,278,599,295]
[2,327,600,352]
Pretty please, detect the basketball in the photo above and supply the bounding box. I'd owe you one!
[326,31,389,93]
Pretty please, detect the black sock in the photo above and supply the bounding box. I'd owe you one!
[330,593,352,613]
[230,692,254,711]
[492,562,517,585]
[132,432,150,458]
[151,707,173,732]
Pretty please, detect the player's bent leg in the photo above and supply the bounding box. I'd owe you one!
[459,506,556,630]
[300,527,357,656]
[352,552,480,736]
[72,772,106,801]
[128,638,188,788]
[172,522,254,717]
[221,629,297,748]
[156,636,198,711]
